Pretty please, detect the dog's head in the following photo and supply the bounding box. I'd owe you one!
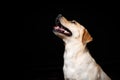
[53,14,93,44]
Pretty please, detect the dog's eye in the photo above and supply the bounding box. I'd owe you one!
[71,20,76,24]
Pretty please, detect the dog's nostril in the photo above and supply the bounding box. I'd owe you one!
[56,19,59,22]
[55,19,59,24]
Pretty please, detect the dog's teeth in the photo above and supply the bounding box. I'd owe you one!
[64,31,68,33]
[64,31,67,33]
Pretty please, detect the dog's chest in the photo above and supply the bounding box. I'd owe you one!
[63,52,89,78]
[63,49,97,80]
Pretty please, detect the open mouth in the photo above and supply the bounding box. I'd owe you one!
[53,18,72,36]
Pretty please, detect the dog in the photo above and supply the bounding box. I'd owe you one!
[53,14,111,80]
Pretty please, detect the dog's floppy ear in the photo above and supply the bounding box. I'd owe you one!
[82,29,93,44]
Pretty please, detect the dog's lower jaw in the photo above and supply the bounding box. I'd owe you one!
[63,39,86,58]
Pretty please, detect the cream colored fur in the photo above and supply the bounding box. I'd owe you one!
[53,14,111,80]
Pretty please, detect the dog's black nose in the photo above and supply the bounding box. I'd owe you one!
[56,14,62,24]
[57,14,62,19]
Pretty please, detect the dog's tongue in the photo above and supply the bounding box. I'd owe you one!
[53,26,70,34]
[54,26,64,31]
[54,26,59,30]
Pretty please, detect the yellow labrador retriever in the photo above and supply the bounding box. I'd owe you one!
[53,14,111,80]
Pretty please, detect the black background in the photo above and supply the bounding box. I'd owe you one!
[24,4,119,80]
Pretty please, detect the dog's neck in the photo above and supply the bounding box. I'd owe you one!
[63,39,87,58]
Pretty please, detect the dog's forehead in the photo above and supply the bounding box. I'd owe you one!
[70,21,85,29]
[68,18,85,28]
[60,16,86,31]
